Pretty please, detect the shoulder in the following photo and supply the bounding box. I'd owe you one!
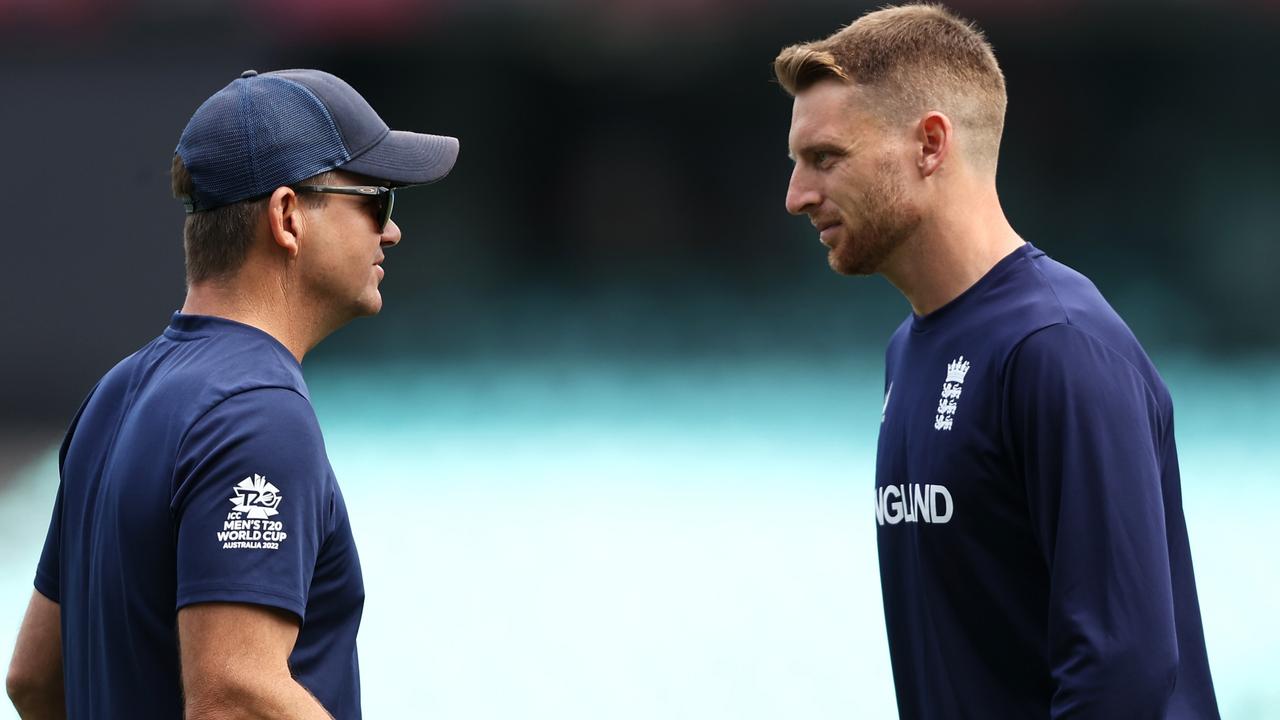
[182,386,323,454]
[172,387,331,510]
[92,326,309,418]
[154,327,313,440]
[1010,323,1143,378]
[997,249,1164,386]
[970,246,1125,341]
[181,331,309,405]
[1018,250,1139,347]
[151,325,325,479]
[1005,323,1168,422]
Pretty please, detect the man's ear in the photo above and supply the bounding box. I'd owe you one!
[916,111,953,178]
[267,186,304,258]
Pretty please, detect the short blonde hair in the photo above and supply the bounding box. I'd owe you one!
[774,3,1007,171]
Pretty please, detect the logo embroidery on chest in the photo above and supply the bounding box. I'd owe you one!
[934,356,970,431]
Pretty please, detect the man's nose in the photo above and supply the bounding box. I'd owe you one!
[381,219,402,247]
[785,168,820,216]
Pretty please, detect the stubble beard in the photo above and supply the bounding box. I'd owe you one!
[829,158,921,277]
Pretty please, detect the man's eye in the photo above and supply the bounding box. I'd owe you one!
[814,151,835,168]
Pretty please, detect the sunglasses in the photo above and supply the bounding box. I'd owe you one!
[293,184,395,232]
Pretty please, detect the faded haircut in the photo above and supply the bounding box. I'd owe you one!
[172,155,335,284]
[774,3,1007,172]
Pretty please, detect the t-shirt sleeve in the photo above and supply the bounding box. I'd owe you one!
[1004,324,1179,718]
[34,483,63,603]
[172,387,335,621]
[35,383,99,603]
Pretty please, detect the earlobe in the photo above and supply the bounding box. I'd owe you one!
[268,187,302,259]
[917,111,952,178]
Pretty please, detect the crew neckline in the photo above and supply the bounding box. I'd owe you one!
[163,312,298,364]
[910,242,1038,333]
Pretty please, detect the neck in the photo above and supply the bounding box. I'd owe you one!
[880,181,1024,317]
[180,270,331,363]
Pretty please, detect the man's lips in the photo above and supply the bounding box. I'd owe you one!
[817,222,842,247]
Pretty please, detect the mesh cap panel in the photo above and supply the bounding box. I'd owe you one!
[176,75,350,210]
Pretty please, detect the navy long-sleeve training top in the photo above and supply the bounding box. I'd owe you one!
[875,243,1219,719]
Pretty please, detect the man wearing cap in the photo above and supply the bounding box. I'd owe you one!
[5,69,457,719]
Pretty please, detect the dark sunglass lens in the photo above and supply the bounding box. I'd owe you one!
[380,189,395,232]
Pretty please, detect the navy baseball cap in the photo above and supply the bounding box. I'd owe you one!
[176,69,459,212]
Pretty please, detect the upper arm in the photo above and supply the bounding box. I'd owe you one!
[1005,324,1167,560]
[177,603,337,720]
[6,591,63,708]
[172,387,334,620]
[1004,324,1178,714]
[177,602,299,706]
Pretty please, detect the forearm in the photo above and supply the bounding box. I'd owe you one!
[1048,598,1179,719]
[8,685,66,720]
[7,591,65,720]
[1043,496,1180,718]
[1050,648,1177,719]
[185,672,332,720]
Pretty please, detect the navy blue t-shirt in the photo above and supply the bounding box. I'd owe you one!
[35,313,364,719]
[875,243,1218,719]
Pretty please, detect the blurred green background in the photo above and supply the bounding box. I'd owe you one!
[1,0,1278,717]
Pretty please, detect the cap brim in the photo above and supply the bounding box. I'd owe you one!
[341,130,459,187]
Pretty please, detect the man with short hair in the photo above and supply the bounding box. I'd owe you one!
[5,68,458,719]
[776,5,1218,718]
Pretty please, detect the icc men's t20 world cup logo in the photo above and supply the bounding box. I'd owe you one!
[218,474,288,550]
[229,474,283,519]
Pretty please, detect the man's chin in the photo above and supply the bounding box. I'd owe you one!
[828,245,876,277]
[354,292,384,317]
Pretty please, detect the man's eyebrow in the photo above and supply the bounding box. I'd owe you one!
[789,142,847,161]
